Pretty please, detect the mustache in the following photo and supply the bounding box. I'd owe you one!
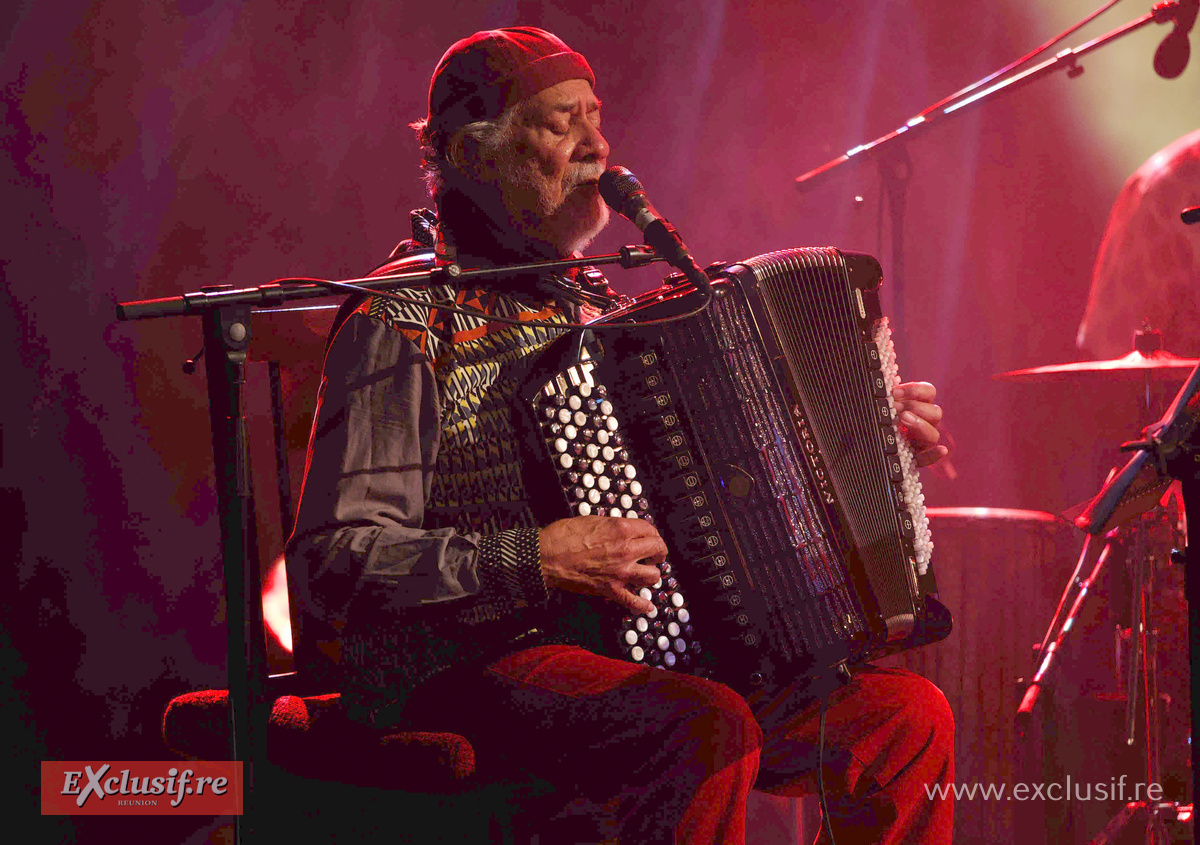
[565,166,605,188]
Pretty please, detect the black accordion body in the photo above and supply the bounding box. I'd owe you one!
[517,247,951,694]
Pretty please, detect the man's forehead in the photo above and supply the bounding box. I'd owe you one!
[524,79,601,113]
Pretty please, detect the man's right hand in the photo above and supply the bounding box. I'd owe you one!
[539,516,667,615]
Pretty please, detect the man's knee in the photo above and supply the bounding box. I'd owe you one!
[906,675,954,752]
[879,670,954,769]
[657,674,764,772]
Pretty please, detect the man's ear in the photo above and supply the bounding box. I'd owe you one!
[446,130,482,181]
[446,128,506,184]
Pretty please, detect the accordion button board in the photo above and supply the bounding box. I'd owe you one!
[530,361,752,671]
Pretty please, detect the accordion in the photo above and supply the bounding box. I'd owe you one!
[517,247,952,694]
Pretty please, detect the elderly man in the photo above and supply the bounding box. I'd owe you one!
[288,27,953,844]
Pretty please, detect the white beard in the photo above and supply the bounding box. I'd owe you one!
[495,155,610,256]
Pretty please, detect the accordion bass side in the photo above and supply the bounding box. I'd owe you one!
[517,247,952,693]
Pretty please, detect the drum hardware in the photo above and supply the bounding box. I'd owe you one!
[1012,352,1200,845]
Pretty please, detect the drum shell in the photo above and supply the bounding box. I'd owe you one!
[877,507,1077,845]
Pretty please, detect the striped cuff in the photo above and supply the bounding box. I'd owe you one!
[477,527,548,609]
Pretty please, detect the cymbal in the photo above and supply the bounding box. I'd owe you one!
[994,349,1200,383]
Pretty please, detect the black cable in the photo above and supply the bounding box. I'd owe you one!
[816,691,838,845]
[271,274,713,331]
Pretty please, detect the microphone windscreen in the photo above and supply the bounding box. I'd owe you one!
[598,166,644,217]
[1154,31,1191,79]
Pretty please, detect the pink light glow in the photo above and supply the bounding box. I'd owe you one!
[263,554,293,653]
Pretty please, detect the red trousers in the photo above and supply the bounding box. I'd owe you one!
[405,644,953,844]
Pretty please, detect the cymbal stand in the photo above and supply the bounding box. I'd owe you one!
[1019,354,1198,845]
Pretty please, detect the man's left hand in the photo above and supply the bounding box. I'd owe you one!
[892,382,948,468]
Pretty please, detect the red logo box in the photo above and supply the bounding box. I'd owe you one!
[41,761,244,815]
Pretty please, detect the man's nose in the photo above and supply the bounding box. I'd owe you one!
[578,121,609,162]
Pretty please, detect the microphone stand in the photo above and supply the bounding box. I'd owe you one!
[114,245,669,843]
[792,0,1195,362]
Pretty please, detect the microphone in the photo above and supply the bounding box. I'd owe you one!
[1154,0,1197,79]
[598,166,713,296]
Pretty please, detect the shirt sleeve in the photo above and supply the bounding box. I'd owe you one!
[286,308,548,659]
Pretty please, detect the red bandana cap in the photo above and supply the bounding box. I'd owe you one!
[427,27,595,138]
